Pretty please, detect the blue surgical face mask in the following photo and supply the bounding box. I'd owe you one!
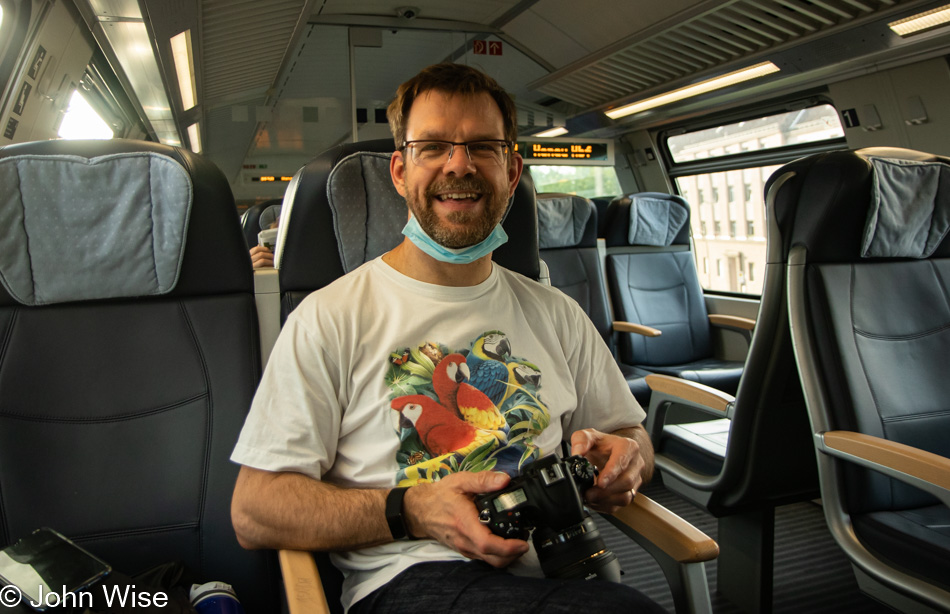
[402,214,509,264]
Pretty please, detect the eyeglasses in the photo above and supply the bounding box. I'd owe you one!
[401,140,511,168]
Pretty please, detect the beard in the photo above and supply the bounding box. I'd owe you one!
[408,175,509,249]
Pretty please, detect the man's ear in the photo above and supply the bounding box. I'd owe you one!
[391,150,408,197]
[507,152,524,196]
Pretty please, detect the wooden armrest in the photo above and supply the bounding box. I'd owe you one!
[645,374,733,413]
[280,549,331,614]
[708,314,755,331]
[821,431,950,491]
[609,493,719,563]
[613,321,662,337]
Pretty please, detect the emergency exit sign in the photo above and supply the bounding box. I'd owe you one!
[473,40,502,55]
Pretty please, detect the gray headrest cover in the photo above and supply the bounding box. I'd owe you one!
[628,194,688,246]
[0,152,193,305]
[538,195,592,248]
[862,157,950,258]
[326,152,408,273]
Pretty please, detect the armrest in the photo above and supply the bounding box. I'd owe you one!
[818,431,950,506]
[607,493,719,563]
[613,321,662,337]
[280,549,331,614]
[707,314,755,331]
[645,374,733,414]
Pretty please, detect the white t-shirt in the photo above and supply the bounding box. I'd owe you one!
[231,257,645,610]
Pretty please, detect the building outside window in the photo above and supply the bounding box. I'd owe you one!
[668,104,845,294]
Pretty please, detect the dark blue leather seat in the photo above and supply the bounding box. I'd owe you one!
[0,139,279,612]
[776,147,950,610]
[604,192,744,396]
[617,193,817,612]
[536,192,650,405]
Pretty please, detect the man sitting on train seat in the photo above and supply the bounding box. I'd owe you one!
[229,63,661,614]
[249,203,280,269]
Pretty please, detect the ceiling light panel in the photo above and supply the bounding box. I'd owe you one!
[171,30,197,110]
[889,4,950,35]
[529,0,917,110]
[605,61,780,119]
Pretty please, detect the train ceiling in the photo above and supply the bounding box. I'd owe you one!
[77,0,950,181]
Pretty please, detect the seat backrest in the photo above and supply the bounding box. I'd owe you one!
[776,147,950,515]
[240,198,282,249]
[537,193,611,347]
[277,138,539,322]
[604,192,711,366]
[700,175,818,511]
[0,139,279,611]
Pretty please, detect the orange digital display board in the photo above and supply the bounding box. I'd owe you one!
[515,142,609,161]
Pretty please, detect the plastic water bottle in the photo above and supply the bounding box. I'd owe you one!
[190,582,246,614]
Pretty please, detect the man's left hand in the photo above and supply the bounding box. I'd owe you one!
[570,427,647,514]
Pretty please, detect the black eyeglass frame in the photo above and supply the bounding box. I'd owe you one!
[399,139,513,166]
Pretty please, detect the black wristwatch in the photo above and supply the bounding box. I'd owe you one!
[385,486,418,540]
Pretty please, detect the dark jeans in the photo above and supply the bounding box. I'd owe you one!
[349,560,667,614]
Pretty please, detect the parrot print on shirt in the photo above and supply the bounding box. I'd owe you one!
[385,331,549,486]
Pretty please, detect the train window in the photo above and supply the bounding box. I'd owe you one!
[664,103,846,295]
[528,165,622,198]
[668,105,843,164]
[58,90,114,139]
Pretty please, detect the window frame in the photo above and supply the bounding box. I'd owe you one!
[659,96,848,297]
[660,95,847,180]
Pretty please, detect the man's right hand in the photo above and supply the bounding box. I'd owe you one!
[403,471,529,568]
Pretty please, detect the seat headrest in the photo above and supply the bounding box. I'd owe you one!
[604,192,691,247]
[862,156,950,259]
[0,139,252,306]
[768,147,950,263]
[0,152,191,306]
[536,193,595,249]
[326,152,411,273]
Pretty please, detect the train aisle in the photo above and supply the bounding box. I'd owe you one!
[600,480,894,613]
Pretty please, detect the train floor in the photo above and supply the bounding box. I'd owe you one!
[599,479,895,614]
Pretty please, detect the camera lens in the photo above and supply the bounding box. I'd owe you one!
[534,515,622,582]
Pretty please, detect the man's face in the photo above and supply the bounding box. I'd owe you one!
[391,90,523,249]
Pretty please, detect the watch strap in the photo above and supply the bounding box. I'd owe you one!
[385,486,417,540]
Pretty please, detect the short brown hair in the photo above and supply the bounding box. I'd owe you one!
[387,63,518,146]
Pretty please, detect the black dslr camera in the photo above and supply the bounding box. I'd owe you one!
[474,454,621,582]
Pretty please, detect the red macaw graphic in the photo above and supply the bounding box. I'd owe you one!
[391,394,498,457]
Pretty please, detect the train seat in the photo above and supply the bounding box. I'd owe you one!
[274,141,720,614]
[775,147,950,611]
[603,192,746,396]
[0,139,279,611]
[536,192,650,405]
[240,198,282,249]
[630,185,819,611]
